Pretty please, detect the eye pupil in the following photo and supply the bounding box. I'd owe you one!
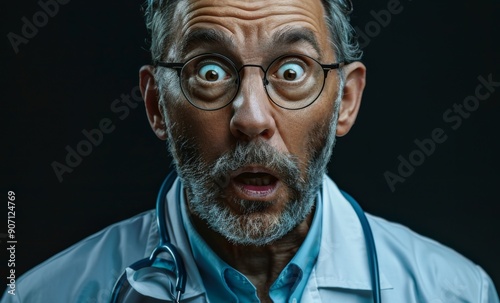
[205,70,219,81]
[283,69,297,81]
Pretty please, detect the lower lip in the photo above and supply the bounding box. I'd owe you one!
[232,180,279,199]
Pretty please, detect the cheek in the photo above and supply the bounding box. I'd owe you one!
[281,102,335,157]
[306,114,333,157]
[159,71,231,152]
[168,104,234,162]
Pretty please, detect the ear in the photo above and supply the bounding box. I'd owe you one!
[336,62,366,137]
[140,65,167,140]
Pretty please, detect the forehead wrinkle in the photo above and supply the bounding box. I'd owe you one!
[175,0,331,60]
[186,0,287,20]
[185,0,323,22]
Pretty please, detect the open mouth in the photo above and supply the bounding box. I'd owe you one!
[234,172,278,186]
[231,170,280,199]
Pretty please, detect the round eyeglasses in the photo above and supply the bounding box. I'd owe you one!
[155,53,344,111]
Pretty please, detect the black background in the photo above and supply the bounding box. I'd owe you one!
[2,0,499,292]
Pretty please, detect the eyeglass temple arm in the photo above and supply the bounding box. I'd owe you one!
[155,61,183,77]
[321,61,348,78]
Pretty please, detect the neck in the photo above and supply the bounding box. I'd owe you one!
[190,206,314,301]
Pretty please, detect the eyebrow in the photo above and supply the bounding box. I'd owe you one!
[179,26,323,59]
[180,28,236,57]
[271,27,323,58]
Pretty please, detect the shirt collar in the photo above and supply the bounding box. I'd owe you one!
[179,182,323,302]
[283,190,322,301]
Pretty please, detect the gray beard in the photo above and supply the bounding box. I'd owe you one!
[163,86,342,246]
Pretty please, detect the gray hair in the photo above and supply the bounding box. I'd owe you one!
[143,0,362,63]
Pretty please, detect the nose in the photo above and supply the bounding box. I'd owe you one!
[229,67,276,141]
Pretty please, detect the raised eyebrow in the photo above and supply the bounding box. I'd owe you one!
[271,27,323,58]
[180,28,235,58]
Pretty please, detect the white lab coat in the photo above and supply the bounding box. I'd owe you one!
[1,176,498,303]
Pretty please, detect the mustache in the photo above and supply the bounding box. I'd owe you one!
[209,140,304,190]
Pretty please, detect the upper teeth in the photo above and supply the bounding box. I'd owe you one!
[242,175,272,186]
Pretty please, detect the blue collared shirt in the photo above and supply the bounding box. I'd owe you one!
[180,187,323,303]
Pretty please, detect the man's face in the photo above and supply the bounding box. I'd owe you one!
[158,0,343,245]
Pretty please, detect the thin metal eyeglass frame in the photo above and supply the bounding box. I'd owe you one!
[154,53,345,111]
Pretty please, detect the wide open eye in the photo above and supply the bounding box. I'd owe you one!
[265,55,322,108]
[183,54,237,109]
[198,64,228,82]
[276,62,305,81]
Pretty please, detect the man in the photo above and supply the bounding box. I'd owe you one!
[2,0,498,302]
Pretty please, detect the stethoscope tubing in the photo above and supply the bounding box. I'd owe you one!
[341,190,382,303]
[155,171,187,301]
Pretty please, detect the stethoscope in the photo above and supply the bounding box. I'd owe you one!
[110,170,382,303]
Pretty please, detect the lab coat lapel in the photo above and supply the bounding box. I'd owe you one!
[314,176,392,291]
